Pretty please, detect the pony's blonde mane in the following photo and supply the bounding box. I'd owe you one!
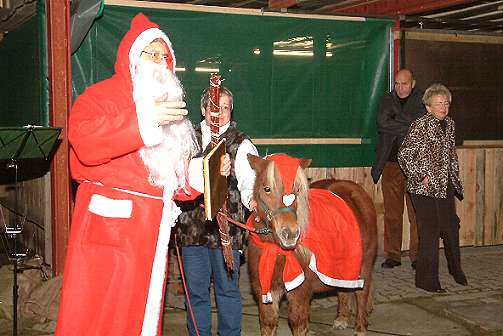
[293,167,309,233]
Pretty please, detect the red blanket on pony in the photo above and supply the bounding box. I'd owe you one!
[249,188,363,303]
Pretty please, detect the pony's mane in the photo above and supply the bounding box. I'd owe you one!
[293,166,309,233]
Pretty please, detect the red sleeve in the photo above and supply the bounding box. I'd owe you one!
[69,86,144,166]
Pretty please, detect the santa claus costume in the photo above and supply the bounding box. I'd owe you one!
[56,13,201,336]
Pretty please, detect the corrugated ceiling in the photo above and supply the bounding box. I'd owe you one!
[0,0,502,35]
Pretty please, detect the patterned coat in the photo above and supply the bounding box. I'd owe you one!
[398,113,463,199]
[175,121,250,250]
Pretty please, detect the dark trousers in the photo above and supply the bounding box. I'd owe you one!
[382,161,418,262]
[411,185,464,291]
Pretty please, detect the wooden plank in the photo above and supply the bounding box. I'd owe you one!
[493,149,503,244]
[457,149,476,246]
[252,138,362,145]
[104,0,366,21]
[268,0,298,9]
[326,0,475,16]
[306,167,328,184]
[475,149,485,246]
[483,149,496,245]
[46,0,72,275]
[405,31,503,45]
[463,140,503,147]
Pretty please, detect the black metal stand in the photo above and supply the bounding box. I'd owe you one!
[4,160,25,336]
[0,126,61,336]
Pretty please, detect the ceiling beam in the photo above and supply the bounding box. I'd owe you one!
[268,0,299,9]
[323,0,479,16]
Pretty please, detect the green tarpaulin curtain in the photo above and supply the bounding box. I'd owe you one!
[72,5,393,167]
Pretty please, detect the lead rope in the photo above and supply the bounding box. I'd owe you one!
[173,209,269,336]
[174,234,201,336]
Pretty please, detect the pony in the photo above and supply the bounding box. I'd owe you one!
[246,153,377,336]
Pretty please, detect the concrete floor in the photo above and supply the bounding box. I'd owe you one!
[1,245,502,335]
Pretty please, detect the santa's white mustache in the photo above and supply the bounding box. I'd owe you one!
[134,59,184,102]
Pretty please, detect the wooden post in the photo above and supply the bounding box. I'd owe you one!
[46,0,72,275]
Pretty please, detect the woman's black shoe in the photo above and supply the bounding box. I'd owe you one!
[417,285,447,293]
[453,274,468,286]
[381,259,401,268]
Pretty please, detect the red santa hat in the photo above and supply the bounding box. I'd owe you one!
[114,13,176,82]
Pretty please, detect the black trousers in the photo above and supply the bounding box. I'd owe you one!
[411,184,464,291]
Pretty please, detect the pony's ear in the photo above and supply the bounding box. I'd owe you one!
[247,154,269,173]
[299,158,312,169]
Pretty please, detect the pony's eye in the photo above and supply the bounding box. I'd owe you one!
[263,186,271,193]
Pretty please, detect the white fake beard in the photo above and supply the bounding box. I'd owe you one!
[133,60,199,191]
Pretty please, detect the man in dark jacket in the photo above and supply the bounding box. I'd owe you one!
[371,69,426,269]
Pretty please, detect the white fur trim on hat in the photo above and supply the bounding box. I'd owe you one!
[129,27,176,79]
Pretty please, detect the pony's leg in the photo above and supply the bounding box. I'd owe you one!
[334,291,353,330]
[258,299,281,336]
[286,288,311,336]
[354,289,369,336]
[353,273,375,336]
[353,253,376,336]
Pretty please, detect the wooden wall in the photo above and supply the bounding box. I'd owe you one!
[4,147,502,264]
[306,146,503,256]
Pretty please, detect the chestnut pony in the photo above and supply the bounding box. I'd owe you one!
[246,154,377,336]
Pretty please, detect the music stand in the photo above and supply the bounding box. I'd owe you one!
[0,125,61,336]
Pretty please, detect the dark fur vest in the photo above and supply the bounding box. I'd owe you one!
[175,121,250,250]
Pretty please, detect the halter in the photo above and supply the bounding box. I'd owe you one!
[255,197,297,235]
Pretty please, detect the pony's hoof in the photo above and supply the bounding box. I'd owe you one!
[333,318,349,330]
[354,331,367,336]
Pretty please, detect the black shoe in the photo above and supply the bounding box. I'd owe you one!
[411,261,416,270]
[453,273,468,286]
[381,259,401,268]
[417,285,446,293]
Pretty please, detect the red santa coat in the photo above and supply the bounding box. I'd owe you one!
[56,13,196,336]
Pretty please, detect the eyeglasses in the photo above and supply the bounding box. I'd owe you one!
[141,50,169,63]
[431,102,450,108]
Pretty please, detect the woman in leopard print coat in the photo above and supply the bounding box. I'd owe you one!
[398,83,467,293]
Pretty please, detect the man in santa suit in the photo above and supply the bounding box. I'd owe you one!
[56,13,230,336]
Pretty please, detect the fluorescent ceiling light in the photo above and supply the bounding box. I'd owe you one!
[195,67,220,72]
[272,50,333,57]
[273,50,313,56]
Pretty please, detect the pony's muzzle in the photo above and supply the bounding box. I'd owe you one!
[278,227,301,249]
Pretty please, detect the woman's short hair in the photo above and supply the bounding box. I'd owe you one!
[200,86,234,112]
[422,83,452,106]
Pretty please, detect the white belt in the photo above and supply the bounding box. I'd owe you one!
[83,180,163,200]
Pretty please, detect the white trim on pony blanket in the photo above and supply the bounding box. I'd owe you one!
[141,187,181,336]
[262,272,305,304]
[309,254,364,289]
[284,272,305,292]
